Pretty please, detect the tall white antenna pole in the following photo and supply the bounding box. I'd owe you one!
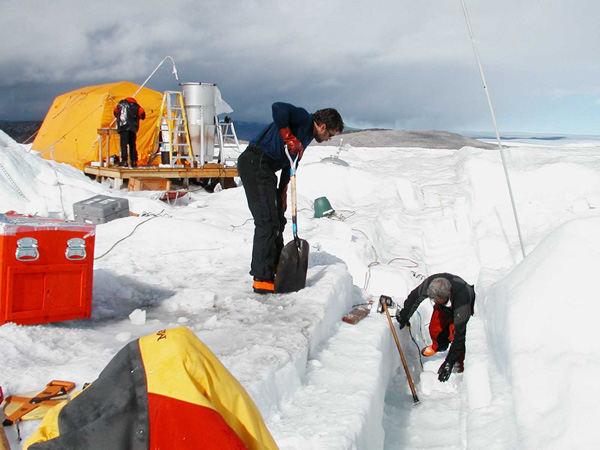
[133,56,179,98]
[99,56,180,158]
[460,0,526,259]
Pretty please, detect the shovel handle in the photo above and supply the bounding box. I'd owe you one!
[0,427,10,450]
[380,298,419,404]
[0,387,11,450]
[284,145,298,174]
[285,146,299,242]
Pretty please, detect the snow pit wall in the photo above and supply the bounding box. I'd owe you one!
[242,260,400,449]
[246,262,355,415]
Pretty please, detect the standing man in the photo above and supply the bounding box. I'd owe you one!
[396,273,475,382]
[237,102,344,294]
[113,97,146,167]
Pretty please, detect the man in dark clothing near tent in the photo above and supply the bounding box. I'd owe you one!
[396,273,475,382]
[237,102,344,294]
[113,97,146,167]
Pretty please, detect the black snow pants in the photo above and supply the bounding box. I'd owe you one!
[119,130,138,166]
[237,145,288,282]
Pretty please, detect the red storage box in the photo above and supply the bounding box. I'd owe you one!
[0,213,95,326]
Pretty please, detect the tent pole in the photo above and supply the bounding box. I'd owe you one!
[109,56,179,126]
[459,0,526,260]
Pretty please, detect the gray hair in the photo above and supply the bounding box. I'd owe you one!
[427,277,451,300]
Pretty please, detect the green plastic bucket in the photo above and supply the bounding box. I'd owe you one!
[314,197,334,218]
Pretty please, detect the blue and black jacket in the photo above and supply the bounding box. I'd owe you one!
[249,102,315,169]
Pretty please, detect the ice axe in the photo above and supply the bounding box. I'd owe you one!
[378,295,420,404]
[275,146,309,293]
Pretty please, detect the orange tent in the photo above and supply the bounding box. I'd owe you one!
[32,81,163,170]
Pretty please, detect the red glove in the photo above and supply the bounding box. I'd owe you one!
[279,127,303,155]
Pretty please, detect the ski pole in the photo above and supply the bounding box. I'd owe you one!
[378,295,420,404]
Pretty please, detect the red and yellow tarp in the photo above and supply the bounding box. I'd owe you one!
[24,327,279,450]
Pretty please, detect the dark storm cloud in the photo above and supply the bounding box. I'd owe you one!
[2,0,600,133]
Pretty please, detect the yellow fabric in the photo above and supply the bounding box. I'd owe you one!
[32,81,163,170]
[23,390,84,450]
[22,327,278,450]
[139,327,279,450]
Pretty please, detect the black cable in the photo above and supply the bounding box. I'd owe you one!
[231,218,253,231]
[94,215,160,260]
[407,324,424,370]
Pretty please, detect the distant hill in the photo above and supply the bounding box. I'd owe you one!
[228,121,266,142]
[0,121,42,144]
[312,128,496,150]
[0,121,494,150]
[230,122,362,142]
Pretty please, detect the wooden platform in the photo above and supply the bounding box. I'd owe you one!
[128,178,172,191]
[84,163,237,180]
[84,163,238,190]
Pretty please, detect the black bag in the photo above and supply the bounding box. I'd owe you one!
[117,99,140,132]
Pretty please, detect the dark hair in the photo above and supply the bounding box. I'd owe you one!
[313,108,344,132]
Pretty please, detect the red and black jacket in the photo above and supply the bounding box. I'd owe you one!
[398,273,475,366]
[113,97,146,133]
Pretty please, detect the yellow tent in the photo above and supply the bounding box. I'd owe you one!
[32,81,163,170]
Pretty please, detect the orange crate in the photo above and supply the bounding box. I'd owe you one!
[0,213,95,325]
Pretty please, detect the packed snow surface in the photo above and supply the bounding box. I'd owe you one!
[1,129,600,449]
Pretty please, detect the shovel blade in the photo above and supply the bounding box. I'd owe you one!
[275,238,310,293]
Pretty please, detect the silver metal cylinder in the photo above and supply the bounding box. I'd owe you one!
[181,82,217,164]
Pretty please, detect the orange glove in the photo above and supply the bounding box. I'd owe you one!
[279,127,303,155]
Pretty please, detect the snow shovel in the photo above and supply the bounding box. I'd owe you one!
[378,295,420,404]
[275,147,309,293]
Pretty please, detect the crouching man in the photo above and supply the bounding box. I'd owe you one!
[396,273,475,382]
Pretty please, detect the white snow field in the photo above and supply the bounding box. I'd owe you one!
[1,129,600,448]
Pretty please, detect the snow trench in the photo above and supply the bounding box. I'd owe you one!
[235,259,401,449]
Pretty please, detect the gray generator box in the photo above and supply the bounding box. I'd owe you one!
[73,195,130,224]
